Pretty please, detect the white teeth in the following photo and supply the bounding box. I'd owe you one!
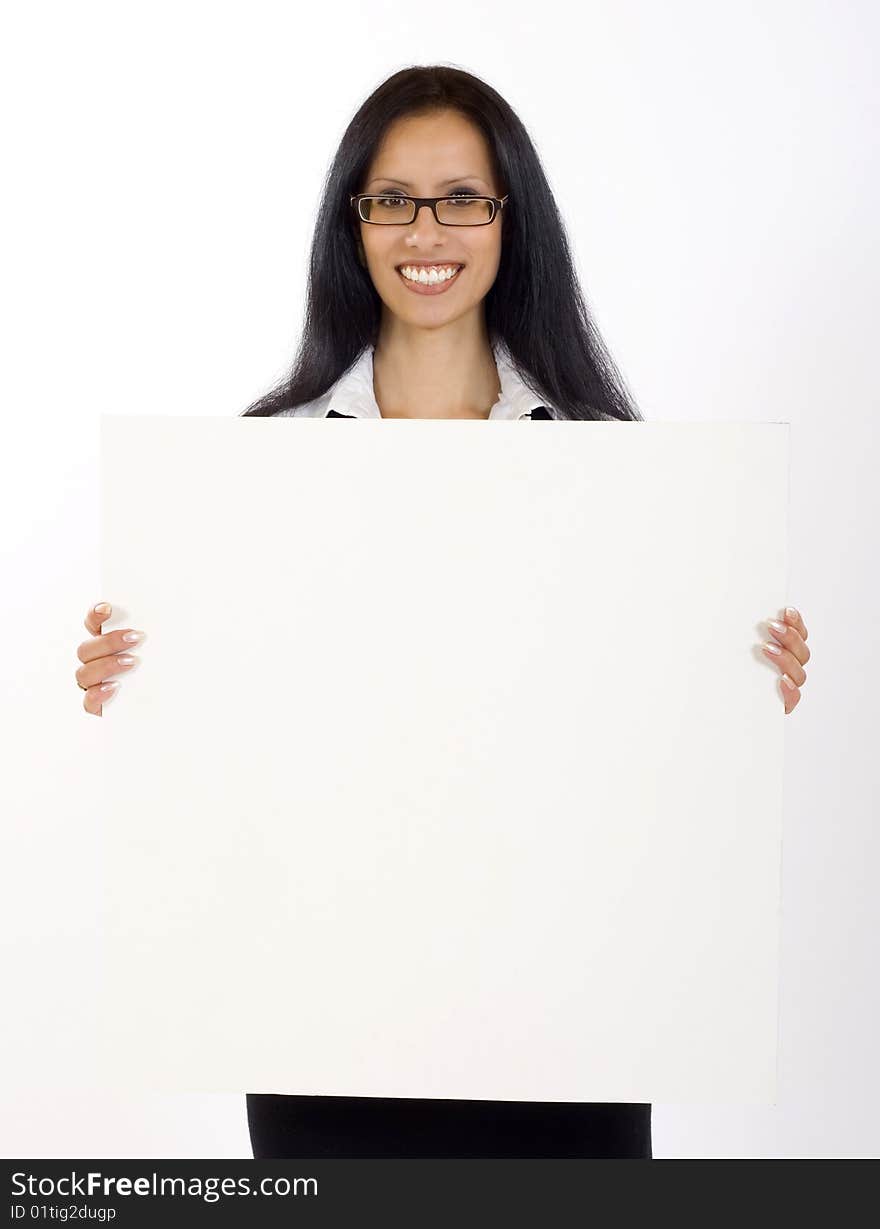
[399,265,461,284]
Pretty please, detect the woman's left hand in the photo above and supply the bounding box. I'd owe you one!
[761,606,810,715]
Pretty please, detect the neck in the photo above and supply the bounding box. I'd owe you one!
[371,317,501,420]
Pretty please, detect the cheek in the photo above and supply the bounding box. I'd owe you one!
[469,242,503,289]
[362,232,395,269]
[477,229,502,266]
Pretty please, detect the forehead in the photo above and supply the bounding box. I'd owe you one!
[365,110,493,183]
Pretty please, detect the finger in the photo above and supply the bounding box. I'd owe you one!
[76,650,140,692]
[762,639,807,686]
[766,617,811,667]
[780,673,801,715]
[84,601,113,636]
[82,679,120,717]
[781,605,808,643]
[77,612,146,666]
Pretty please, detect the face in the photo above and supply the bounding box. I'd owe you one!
[357,109,505,329]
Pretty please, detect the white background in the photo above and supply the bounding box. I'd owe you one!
[0,0,877,1156]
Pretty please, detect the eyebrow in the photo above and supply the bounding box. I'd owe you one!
[365,175,489,189]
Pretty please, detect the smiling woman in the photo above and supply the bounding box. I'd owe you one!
[77,58,809,1158]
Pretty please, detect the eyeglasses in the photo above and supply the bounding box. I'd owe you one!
[350,193,508,226]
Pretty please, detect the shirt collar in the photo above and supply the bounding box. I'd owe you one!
[324,341,551,420]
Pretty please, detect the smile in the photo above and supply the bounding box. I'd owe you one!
[395,263,464,295]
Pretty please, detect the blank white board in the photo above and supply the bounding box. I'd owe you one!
[98,417,788,1103]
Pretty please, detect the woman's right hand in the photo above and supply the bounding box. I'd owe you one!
[76,602,146,716]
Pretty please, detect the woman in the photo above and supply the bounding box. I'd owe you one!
[75,65,810,1157]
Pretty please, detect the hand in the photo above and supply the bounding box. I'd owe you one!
[76,602,146,716]
[761,605,809,715]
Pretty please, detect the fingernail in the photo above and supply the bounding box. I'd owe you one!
[99,681,119,693]
[768,620,787,634]
[117,654,136,666]
[763,641,782,655]
[785,607,799,621]
[122,631,145,644]
[95,603,111,614]
[781,674,797,690]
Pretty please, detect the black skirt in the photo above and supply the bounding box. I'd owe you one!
[246,1094,652,1159]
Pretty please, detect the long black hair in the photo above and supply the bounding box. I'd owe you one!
[241,65,642,421]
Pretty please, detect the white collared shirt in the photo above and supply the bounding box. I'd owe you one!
[275,341,555,420]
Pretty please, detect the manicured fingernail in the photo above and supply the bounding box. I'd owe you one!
[768,620,787,634]
[763,641,782,655]
[781,674,797,690]
[95,603,111,614]
[99,681,119,693]
[785,607,799,620]
[117,654,136,666]
[122,631,145,644]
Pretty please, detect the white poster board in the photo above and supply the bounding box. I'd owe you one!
[98,417,788,1104]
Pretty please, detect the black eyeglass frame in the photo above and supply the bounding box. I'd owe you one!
[350,193,509,226]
